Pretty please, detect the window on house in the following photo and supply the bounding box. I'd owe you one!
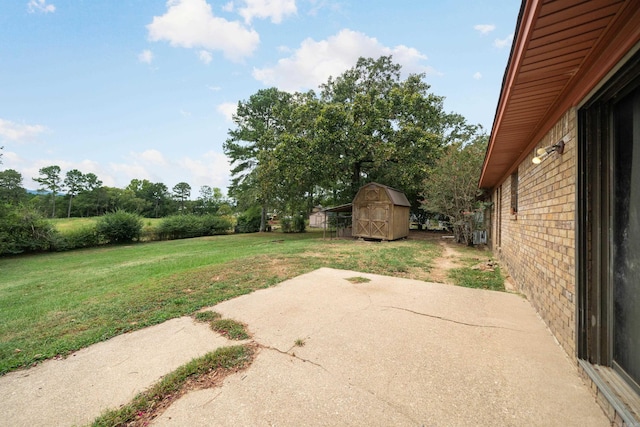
[510,171,518,214]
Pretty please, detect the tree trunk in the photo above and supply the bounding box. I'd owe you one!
[260,205,267,232]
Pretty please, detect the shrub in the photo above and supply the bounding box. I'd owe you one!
[0,204,59,255]
[199,215,232,236]
[235,206,261,233]
[293,214,306,233]
[157,214,231,240]
[95,210,143,244]
[59,225,99,250]
[281,214,306,233]
[280,216,292,233]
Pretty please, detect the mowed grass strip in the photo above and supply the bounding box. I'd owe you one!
[0,231,443,375]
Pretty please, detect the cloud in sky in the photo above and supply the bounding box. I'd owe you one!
[238,0,297,24]
[147,0,260,62]
[178,151,231,189]
[138,49,154,64]
[474,24,495,35]
[138,149,168,165]
[217,102,237,122]
[0,118,48,142]
[473,72,482,80]
[198,50,213,64]
[494,33,514,49]
[252,29,434,92]
[27,0,55,14]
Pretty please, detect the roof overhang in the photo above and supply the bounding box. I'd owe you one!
[480,0,640,189]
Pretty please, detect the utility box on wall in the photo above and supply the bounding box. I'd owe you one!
[352,183,410,241]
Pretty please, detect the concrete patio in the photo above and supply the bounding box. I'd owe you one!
[0,268,609,426]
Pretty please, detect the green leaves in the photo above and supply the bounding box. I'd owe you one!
[225,56,484,221]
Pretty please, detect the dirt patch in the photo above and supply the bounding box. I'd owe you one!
[429,240,464,284]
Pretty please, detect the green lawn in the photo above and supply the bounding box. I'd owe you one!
[0,230,450,375]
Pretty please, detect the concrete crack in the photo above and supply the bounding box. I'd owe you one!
[347,380,424,425]
[260,344,329,372]
[382,306,523,331]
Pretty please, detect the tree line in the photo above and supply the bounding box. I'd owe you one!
[224,55,488,238]
[1,55,489,249]
[0,166,230,219]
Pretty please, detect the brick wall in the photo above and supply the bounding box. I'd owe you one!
[492,108,577,357]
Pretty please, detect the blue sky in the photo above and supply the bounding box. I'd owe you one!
[0,0,520,195]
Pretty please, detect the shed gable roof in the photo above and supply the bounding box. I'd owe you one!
[355,183,411,207]
[480,0,640,188]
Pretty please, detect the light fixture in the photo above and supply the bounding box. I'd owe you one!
[532,138,565,164]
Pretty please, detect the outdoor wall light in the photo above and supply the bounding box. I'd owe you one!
[532,138,565,164]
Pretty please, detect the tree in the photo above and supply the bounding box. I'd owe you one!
[197,185,227,214]
[224,88,293,231]
[315,56,460,210]
[74,172,104,216]
[420,135,488,245]
[33,165,62,218]
[126,179,169,217]
[64,169,86,218]
[172,182,191,213]
[0,169,26,205]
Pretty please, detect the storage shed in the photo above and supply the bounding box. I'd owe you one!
[352,183,410,241]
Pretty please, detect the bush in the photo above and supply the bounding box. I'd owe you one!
[235,206,262,233]
[157,214,231,240]
[96,210,143,244]
[0,204,59,255]
[58,225,99,250]
[281,214,306,233]
[280,216,292,233]
[293,214,306,233]
[199,215,232,236]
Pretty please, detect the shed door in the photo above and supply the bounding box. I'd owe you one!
[356,203,389,238]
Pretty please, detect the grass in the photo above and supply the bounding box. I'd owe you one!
[91,345,253,427]
[447,249,505,291]
[210,319,250,340]
[0,230,499,375]
[345,276,371,284]
[49,217,163,233]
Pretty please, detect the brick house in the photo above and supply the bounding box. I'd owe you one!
[480,1,640,424]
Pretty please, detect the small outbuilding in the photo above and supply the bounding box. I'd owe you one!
[352,182,410,241]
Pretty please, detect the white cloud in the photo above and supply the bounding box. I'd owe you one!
[238,0,296,24]
[207,85,222,91]
[217,102,237,122]
[252,29,434,92]
[138,49,154,64]
[110,149,231,191]
[147,0,260,62]
[180,109,192,117]
[109,162,153,185]
[198,50,213,64]
[222,1,234,12]
[494,33,514,49]
[27,0,55,14]
[178,151,231,190]
[0,118,48,141]
[473,72,482,80]
[474,24,495,35]
[138,149,168,165]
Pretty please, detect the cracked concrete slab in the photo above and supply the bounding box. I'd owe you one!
[0,316,236,427]
[154,268,609,426]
